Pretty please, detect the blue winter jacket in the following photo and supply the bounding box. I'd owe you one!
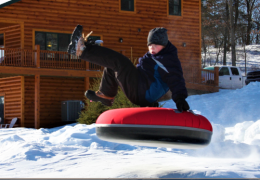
[137,41,188,105]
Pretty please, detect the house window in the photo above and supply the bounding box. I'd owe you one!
[0,34,3,47]
[121,0,134,12]
[35,32,101,51]
[0,34,4,61]
[35,32,70,51]
[88,36,101,42]
[169,0,181,16]
[0,96,4,124]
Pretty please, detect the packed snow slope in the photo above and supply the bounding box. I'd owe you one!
[1,82,260,178]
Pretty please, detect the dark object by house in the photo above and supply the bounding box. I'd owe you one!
[245,70,260,85]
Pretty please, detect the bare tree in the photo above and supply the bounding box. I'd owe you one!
[252,5,260,44]
[223,0,229,65]
[242,0,257,45]
[229,0,236,66]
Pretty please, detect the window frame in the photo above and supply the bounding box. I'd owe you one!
[119,0,136,14]
[167,0,183,18]
[0,33,5,47]
[34,31,71,51]
[0,92,5,124]
[0,33,4,61]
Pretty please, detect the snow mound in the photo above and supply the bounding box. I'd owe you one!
[0,135,24,144]
[244,120,260,145]
[163,82,260,126]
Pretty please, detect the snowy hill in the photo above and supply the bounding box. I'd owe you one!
[1,82,260,178]
[0,45,260,178]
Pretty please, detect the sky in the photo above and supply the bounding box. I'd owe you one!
[0,45,260,178]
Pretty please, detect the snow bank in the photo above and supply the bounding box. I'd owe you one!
[164,82,260,126]
[161,82,260,159]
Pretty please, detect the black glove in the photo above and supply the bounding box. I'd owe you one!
[175,97,190,112]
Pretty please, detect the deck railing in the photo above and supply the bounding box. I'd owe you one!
[0,45,102,71]
[183,66,219,86]
[0,48,35,67]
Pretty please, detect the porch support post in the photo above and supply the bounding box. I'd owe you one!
[84,77,90,93]
[214,67,219,87]
[21,76,25,127]
[34,45,40,68]
[35,74,40,129]
[85,61,89,70]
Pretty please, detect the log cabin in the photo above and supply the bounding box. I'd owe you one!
[0,0,218,129]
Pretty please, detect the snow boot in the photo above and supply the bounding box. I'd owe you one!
[85,90,115,106]
[68,25,103,56]
[67,24,84,56]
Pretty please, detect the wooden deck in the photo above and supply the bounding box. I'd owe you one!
[0,45,102,71]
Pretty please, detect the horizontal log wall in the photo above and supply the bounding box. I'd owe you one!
[24,76,85,128]
[0,76,23,126]
[0,24,21,48]
[0,0,201,70]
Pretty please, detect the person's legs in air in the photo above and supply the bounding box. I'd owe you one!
[68,25,140,106]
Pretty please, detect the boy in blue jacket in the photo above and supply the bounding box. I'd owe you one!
[68,25,190,112]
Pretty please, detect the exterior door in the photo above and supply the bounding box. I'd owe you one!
[0,96,4,124]
[219,67,232,89]
[230,67,242,89]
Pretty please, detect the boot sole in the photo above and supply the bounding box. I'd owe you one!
[85,90,113,106]
[71,24,83,42]
[67,25,83,55]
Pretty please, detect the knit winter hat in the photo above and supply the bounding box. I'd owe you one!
[147,27,168,46]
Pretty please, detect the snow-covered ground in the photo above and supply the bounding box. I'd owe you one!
[0,45,260,178]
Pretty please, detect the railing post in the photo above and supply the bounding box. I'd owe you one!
[21,48,24,66]
[34,45,40,68]
[214,67,219,86]
[85,61,89,70]
[84,77,89,91]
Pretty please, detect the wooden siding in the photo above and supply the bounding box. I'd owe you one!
[0,0,214,129]
[0,76,23,126]
[0,0,201,70]
[0,24,21,48]
[24,76,85,128]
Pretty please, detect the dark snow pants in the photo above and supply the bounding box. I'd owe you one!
[80,45,140,105]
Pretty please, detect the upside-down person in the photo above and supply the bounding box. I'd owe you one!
[67,25,190,112]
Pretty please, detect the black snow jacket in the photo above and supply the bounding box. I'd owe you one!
[137,41,188,105]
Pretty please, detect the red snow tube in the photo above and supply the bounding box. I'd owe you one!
[96,107,213,149]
